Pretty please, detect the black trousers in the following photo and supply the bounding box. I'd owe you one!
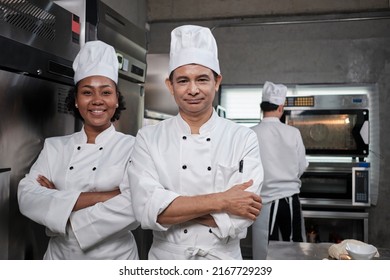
[269,194,304,242]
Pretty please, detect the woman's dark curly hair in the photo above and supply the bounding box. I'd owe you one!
[65,84,126,122]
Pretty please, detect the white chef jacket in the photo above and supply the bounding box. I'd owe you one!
[251,117,308,259]
[18,124,139,260]
[129,110,263,259]
[251,117,308,204]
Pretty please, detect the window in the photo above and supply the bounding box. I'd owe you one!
[219,85,262,127]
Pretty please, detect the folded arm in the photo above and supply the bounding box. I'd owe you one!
[37,174,120,211]
[37,172,138,250]
[157,180,261,226]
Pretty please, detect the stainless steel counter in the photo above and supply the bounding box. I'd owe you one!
[266,241,390,260]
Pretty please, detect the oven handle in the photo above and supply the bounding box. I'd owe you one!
[360,120,369,145]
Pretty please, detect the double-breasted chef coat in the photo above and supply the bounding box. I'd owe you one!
[251,117,308,259]
[129,110,264,259]
[18,124,139,259]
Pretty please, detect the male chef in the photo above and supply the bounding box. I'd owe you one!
[251,81,309,259]
[129,25,263,260]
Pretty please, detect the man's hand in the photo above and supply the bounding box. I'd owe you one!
[220,180,262,220]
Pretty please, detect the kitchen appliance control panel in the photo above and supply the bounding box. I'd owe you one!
[352,166,370,206]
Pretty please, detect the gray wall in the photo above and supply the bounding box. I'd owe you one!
[145,15,390,248]
[146,0,389,22]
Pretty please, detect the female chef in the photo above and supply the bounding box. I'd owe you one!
[129,25,263,260]
[17,40,139,259]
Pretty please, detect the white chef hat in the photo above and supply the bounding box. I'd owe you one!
[169,25,220,74]
[262,81,287,105]
[73,40,119,84]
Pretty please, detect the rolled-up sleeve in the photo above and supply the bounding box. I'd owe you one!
[128,130,180,231]
[70,172,140,250]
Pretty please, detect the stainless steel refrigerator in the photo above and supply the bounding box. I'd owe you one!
[0,0,147,259]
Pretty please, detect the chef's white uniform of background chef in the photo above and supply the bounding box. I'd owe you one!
[17,41,139,260]
[251,81,308,259]
[129,25,263,260]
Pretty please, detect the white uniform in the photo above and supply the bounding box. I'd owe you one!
[18,125,139,260]
[251,117,308,259]
[129,111,263,259]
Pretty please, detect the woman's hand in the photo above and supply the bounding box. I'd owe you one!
[37,175,56,189]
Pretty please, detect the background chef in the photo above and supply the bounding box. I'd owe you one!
[129,24,263,260]
[17,40,140,259]
[251,81,309,259]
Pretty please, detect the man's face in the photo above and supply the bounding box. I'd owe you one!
[165,64,222,119]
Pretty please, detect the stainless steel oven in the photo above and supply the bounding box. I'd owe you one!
[283,95,369,158]
[282,93,371,243]
[300,161,370,207]
[297,159,371,243]
[282,93,371,207]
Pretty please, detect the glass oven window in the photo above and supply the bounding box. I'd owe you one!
[300,172,352,199]
[284,110,368,156]
[286,113,357,151]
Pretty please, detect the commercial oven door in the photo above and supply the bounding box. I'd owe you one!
[283,109,369,157]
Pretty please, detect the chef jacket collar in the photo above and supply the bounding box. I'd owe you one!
[76,124,116,144]
[176,109,217,135]
[261,117,282,123]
